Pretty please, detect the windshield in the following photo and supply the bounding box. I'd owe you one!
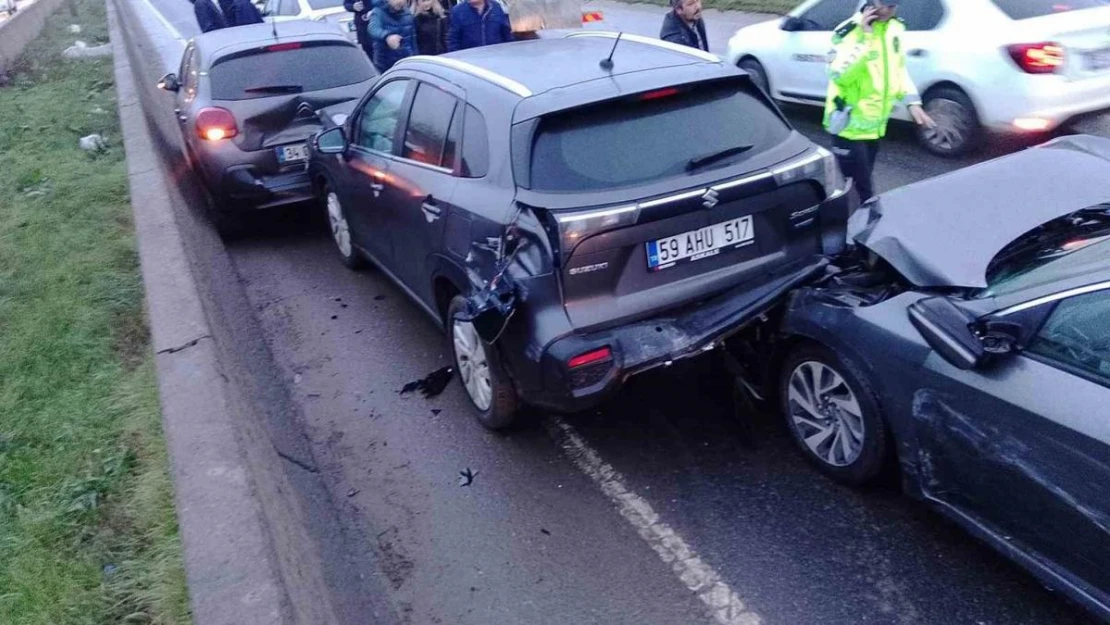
[989,0,1110,20]
[983,204,1110,296]
[527,80,790,192]
[209,43,373,101]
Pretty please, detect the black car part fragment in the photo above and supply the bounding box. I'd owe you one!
[456,221,531,343]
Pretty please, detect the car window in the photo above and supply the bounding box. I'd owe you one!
[208,43,373,101]
[528,80,790,192]
[356,79,410,154]
[897,0,945,30]
[402,83,458,168]
[275,0,301,16]
[989,0,1110,20]
[798,0,858,31]
[461,106,489,178]
[1027,289,1110,385]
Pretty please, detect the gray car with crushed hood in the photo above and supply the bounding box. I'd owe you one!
[157,21,376,236]
[735,135,1110,622]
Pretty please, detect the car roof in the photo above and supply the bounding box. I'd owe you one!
[406,33,721,98]
[193,21,353,62]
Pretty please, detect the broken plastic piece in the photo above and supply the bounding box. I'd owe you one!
[400,366,454,398]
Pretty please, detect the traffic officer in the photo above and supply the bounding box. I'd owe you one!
[825,0,935,202]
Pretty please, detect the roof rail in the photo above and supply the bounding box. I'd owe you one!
[396,55,533,97]
[564,31,720,63]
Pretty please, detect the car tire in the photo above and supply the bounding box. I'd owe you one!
[917,87,981,158]
[738,58,770,97]
[447,295,518,430]
[321,181,366,270]
[779,344,890,486]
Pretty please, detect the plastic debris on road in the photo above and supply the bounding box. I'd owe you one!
[63,40,112,59]
[400,366,454,398]
[458,468,476,487]
[79,134,106,151]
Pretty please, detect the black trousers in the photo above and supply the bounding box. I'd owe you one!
[831,136,881,203]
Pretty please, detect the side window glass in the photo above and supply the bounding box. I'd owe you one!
[402,83,458,168]
[898,0,944,31]
[1027,290,1110,384]
[355,80,410,154]
[460,105,490,178]
[799,0,858,31]
[278,0,300,16]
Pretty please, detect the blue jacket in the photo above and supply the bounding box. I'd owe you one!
[369,6,416,71]
[192,0,228,32]
[447,1,511,52]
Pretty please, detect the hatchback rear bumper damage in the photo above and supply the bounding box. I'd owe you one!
[222,166,314,209]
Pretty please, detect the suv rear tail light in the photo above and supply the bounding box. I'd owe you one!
[1007,43,1065,74]
[568,347,612,369]
[772,147,848,200]
[196,107,238,141]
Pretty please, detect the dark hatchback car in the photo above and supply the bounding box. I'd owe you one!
[157,21,376,236]
[308,32,856,428]
[735,135,1110,621]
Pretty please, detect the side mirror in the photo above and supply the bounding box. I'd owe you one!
[780,16,806,32]
[907,296,986,370]
[315,126,348,155]
[158,73,180,92]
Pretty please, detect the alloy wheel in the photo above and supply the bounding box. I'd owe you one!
[453,318,492,412]
[921,98,974,154]
[327,191,352,258]
[786,361,866,467]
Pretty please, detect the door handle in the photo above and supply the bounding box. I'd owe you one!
[908,48,928,58]
[421,200,442,223]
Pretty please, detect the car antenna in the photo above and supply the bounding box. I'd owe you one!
[271,0,280,40]
[599,32,622,71]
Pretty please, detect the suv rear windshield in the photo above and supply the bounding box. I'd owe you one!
[528,80,790,192]
[989,0,1110,20]
[209,43,373,101]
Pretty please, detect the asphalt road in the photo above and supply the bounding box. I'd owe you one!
[144,1,1106,623]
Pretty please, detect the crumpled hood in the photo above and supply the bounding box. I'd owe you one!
[851,135,1110,289]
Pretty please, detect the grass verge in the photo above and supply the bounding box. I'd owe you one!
[628,0,796,15]
[0,1,192,624]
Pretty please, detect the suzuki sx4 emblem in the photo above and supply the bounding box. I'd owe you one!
[702,189,720,209]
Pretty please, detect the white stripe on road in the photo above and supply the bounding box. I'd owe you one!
[545,416,762,625]
[137,0,185,41]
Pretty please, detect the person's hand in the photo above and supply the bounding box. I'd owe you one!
[860,6,879,32]
[909,104,936,128]
[352,0,364,10]
[386,34,402,49]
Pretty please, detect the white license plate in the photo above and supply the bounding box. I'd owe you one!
[646,216,755,271]
[276,143,307,164]
[1084,48,1110,71]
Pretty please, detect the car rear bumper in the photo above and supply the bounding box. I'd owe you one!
[219,165,314,209]
[978,72,1110,132]
[527,255,831,413]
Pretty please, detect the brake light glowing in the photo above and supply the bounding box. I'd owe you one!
[1007,43,1065,74]
[266,42,303,52]
[639,87,680,101]
[196,107,238,141]
[568,347,612,369]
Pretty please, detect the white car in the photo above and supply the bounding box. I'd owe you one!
[261,0,358,41]
[726,0,1110,156]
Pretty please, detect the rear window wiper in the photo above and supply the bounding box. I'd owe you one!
[686,145,753,172]
[243,85,304,94]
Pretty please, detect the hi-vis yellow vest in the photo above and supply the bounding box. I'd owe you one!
[824,17,921,141]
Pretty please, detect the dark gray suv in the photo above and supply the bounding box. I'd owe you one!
[308,32,857,428]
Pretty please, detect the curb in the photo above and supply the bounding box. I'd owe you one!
[107,3,295,624]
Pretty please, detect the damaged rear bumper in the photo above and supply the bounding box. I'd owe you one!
[220,165,314,209]
[530,257,831,412]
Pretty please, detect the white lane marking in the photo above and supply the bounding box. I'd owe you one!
[545,416,762,625]
[136,0,185,41]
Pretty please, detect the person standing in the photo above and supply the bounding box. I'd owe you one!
[413,0,448,56]
[345,0,378,59]
[824,0,934,202]
[190,0,228,32]
[446,0,511,52]
[216,0,263,26]
[369,0,416,72]
[659,0,707,52]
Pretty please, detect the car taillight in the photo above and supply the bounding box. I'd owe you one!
[1007,43,1065,74]
[639,87,680,101]
[196,107,238,141]
[568,347,612,369]
[266,42,303,51]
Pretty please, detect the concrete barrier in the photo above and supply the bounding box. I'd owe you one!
[0,0,69,74]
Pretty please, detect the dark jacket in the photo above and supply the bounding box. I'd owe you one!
[192,0,228,32]
[344,0,383,46]
[446,1,511,52]
[218,0,263,26]
[414,11,448,56]
[369,6,417,72]
[659,11,708,51]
